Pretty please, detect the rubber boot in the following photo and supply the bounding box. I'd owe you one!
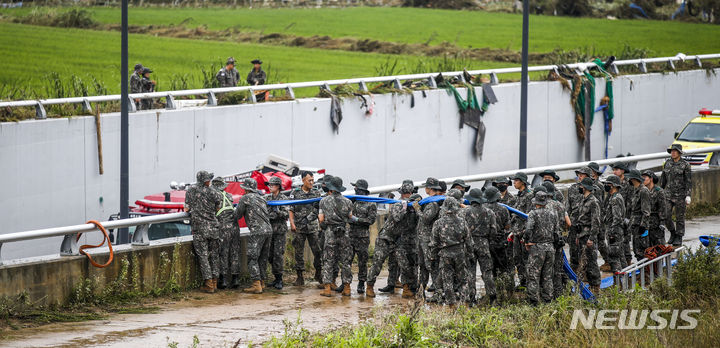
[231,275,241,289]
[401,284,414,298]
[201,279,215,293]
[357,281,365,294]
[244,280,263,294]
[366,282,376,298]
[379,284,395,293]
[320,283,333,297]
[294,271,304,286]
[341,283,351,296]
[273,275,283,290]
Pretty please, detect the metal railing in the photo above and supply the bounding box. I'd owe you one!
[614,246,685,291]
[1,145,719,264]
[1,53,718,119]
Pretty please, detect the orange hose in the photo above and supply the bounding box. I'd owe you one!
[75,220,114,268]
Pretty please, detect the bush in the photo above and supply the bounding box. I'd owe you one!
[672,246,720,304]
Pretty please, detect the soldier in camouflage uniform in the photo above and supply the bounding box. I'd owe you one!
[265,176,290,290]
[318,176,356,297]
[382,180,420,294]
[430,197,470,305]
[492,177,516,279]
[587,162,611,271]
[627,170,650,262]
[450,179,471,194]
[483,187,512,280]
[216,57,240,88]
[366,182,419,299]
[398,192,421,295]
[247,59,267,86]
[611,162,634,265]
[540,182,571,299]
[463,188,498,303]
[348,179,377,294]
[184,170,222,293]
[130,63,143,110]
[524,192,558,304]
[538,169,564,202]
[660,144,692,246]
[415,177,443,292]
[510,172,533,288]
[235,178,273,294]
[643,170,668,247]
[602,175,626,273]
[574,177,603,293]
[139,67,156,110]
[212,177,241,290]
[566,167,592,271]
[289,171,323,286]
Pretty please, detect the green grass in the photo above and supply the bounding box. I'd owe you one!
[0,21,510,98]
[4,6,720,56]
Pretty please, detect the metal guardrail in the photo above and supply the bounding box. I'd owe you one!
[613,246,685,290]
[1,53,718,119]
[1,145,719,264]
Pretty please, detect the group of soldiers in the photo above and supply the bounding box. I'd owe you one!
[129,63,156,110]
[183,144,692,306]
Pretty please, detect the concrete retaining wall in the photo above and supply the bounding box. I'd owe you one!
[1,69,719,260]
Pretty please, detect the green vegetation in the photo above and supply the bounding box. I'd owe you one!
[686,199,720,220]
[3,6,719,56]
[263,245,720,347]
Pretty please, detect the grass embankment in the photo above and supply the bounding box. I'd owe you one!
[264,245,720,347]
[4,7,720,56]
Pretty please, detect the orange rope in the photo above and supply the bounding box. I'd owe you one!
[75,220,114,268]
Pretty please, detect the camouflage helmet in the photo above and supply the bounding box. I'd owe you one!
[641,170,659,184]
[482,186,501,203]
[447,188,463,201]
[604,174,623,188]
[575,166,593,177]
[579,177,596,191]
[196,170,214,183]
[240,177,258,191]
[443,197,461,214]
[267,176,283,186]
[465,188,485,204]
[211,177,228,189]
[425,177,442,190]
[541,181,556,193]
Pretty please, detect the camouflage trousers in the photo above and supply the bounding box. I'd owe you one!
[597,228,609,264]
[666,197,687,238]
[350,236,370,282]
[247,233,271,281]
[490,241,512,278]
[417,235,439,288]
[386,252,399,286]
[467,237,496,301]
[193,233,220,281]
[526,243,554,304]
[438,245,466,305]
[568,226,579,270]
[321,226,352,285]
[367,238,397,285]
[553,246,568,299]
[268,231,287,277]
[576,236,601,287]
[607,241,626,274]
[397,242,418,287]
[291,229,322,273]
[623,227,633,265]
[630,225,649,262]
[218,224,241,276]
[513,237,528,286]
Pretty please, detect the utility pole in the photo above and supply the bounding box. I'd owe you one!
[519,0,529,169]
[119,0,130,244]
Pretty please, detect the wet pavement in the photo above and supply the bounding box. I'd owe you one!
[2,215,719,348]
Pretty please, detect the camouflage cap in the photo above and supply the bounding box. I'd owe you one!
[626,169,643,183]
[351,179,369,191]
[142,67,152,74]
[541,181,556,193]
[604,174,623,188]
[409,193,423,202]
[226,57,236,65]
[401,179,419,193]
[533,185,548,194]
[588,162,603,174]
[134,63,143,71]
[465,188,485,204]
[240,177,258,191]
[532,191,549,206]
[326,176,346,193]
[450,179,470,191]
[251,59,263,65]
[511,172,529,186]
[425,177,442,190]
[211,177,228,189]
[580,177,596,191]
[641,170,659,184]
[492,177,512,185]
[196,170,214,183]
[610,162,628,172]
[268,176,283,186]
[399,182,415,194]
[574,166,593,177]
[482,186,501,203]
[447,188,463,201]
[443,197,460,214]
[538,170,560,182]
[667,143,683,154]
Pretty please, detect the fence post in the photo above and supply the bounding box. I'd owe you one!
[131,224,150,246]
[60,234,78,256]
[35,102,47,119]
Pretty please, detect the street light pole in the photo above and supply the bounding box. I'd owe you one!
[519,0,529,169]
[119,0,129,244]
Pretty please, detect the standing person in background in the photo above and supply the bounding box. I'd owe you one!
[130,63,143,109]
[643,170,668,247]
[140,67,156,110]
[216,57,240,87]
[602,175,627,273]
[347,179,377,294]
[184,170,222,294]
[265,176,290,290]
[247,59,267,86]
[627,170,650,262]
[289,172,323,287]
[611,162,634,266]
[660,144,692,247]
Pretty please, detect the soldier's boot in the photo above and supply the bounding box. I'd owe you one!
[600,263,611,272]
[341,283,351,296]
[201,279,215,294]
[379,284,395,293]
[218,275,229,290]
[273,275,283,290]
[211,278,218,291]
[334,283,344,293]
[395,282,402,289]
[260,280,266,290]
[320,284,333,297]
[357,281,365,294]
[314,270,322,284]
[366,282,376,298]
[402,284,415,299]
[231,275,241,289]
[294,271,305,286]
[590,285,600,294]
[244,280,263,294]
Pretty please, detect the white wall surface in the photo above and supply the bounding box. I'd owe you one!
[1,69,718,259]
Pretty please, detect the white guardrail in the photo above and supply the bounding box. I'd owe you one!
[1,145,719,264]
[1,53,718,119]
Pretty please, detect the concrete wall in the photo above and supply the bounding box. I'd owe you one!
[1,69,719,260]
